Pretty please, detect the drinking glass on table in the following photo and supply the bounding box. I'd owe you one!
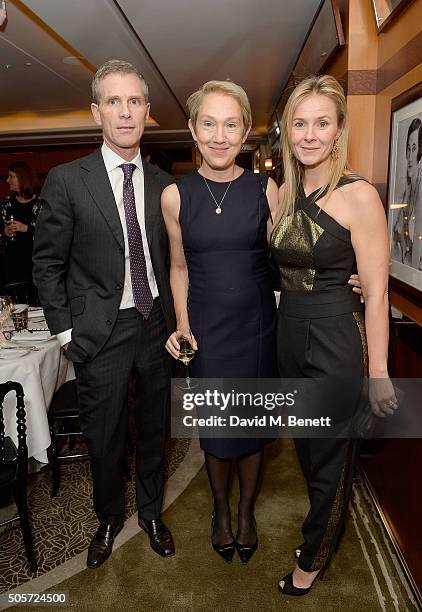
[0,298,10,346]
[11,305,28,332]
[1,295,14,314]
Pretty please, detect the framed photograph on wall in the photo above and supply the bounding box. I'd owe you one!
[371,0,414,33]
[387,82,422,297]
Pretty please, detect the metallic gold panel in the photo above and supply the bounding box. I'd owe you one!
[271,210,324,291]
[310,451,350,572]
[353,311,369,376]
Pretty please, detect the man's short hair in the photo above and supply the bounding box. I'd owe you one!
[91,59,149,104]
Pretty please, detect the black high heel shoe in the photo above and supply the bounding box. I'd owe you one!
[235,516,258,564]
[278,567,326,596]
[211,512,235,563]
[236,539,258,564]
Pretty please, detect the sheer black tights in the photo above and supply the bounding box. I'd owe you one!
[205,450,262,546]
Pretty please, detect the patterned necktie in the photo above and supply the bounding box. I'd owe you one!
[120,163,153,318]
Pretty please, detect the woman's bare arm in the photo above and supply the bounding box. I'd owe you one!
[161,183,197,358]
[348,181,396,415]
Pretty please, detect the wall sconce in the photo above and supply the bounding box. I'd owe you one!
[264,158,273,170]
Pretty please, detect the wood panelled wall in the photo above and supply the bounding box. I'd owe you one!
[0,146,97,198]
[324,2,422,605]
[326,0,422,200]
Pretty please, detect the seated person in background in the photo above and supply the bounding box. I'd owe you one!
[0,161,43,303]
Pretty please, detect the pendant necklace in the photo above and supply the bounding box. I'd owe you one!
[202,175,233,215]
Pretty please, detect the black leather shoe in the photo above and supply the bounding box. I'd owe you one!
[87,521,124,569]
[138,517,175,557]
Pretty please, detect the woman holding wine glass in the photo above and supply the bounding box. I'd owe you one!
[162,80,279,564]
[0,161,43,299]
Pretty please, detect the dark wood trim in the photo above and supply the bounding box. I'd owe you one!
[371,0,415,34]
[331,0,345,46]
[373,182,387,205]
[272,0,341,123]
[386,81,422,316]
[391,80,422,112]
[361,468,422,608]
[347,70,378,95]
[389,281,422,325]
[345,31,422,96]
[377,31,422,92]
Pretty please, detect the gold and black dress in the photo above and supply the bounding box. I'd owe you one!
[270,176,367,572]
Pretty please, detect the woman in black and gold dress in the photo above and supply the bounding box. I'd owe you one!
[271,75,396,596]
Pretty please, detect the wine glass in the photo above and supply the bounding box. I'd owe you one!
[2,295,13,313]
[177,333,196,389]
[5,214,16,241]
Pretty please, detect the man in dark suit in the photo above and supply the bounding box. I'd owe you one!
[33,60,176,569]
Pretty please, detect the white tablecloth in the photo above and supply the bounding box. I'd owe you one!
[1,335,74,464]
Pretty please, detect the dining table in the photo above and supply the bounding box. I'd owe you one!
[0,307,74,464]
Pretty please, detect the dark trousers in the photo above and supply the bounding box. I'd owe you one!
[294,437,360,571]
[74,301,171,525]
[277,304,367,571]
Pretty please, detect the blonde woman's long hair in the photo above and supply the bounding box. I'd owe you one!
[274,74,358,227]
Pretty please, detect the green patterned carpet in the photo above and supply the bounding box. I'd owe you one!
[3,439,418,612]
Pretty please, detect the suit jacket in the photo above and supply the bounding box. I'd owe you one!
[33,148,175,363]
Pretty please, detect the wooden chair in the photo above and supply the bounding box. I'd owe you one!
[3,281,39,307]
[0,381,37,572]
[48,380,132,496]
[47,380,88,497]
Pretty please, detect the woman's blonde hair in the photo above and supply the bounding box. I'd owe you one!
[186,80,252,133]
[275,74,357,225]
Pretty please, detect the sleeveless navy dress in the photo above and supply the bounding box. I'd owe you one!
[177,170,277,458]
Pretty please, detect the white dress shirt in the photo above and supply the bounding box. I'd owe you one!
[57,143,158,346]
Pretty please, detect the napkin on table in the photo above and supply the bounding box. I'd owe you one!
[12,328,52,342]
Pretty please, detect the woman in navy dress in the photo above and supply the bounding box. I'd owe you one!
[162,80,278,563]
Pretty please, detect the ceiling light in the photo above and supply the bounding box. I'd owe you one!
[62,56,83,65]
